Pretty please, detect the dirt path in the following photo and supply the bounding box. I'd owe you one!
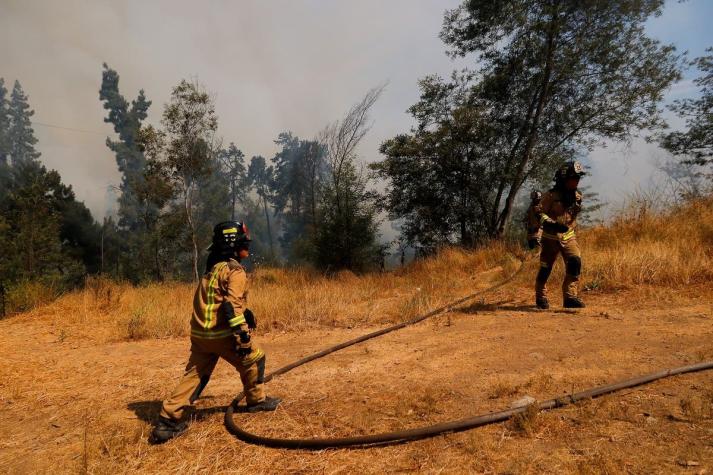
[1,285,712,474]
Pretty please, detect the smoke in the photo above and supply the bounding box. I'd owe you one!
[0,0,464,220]
[1,0,710,226]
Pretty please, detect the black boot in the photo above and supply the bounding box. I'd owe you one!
[536,297,549,310]
[563,296,585,308]
[246,396,282,413]
[150,416,188,444]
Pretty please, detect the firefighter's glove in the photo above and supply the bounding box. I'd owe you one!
[542,221,570,234]
[244,308,257,329]
[527,239,538,250]
[237,345,252,358]
[235,329,252,357]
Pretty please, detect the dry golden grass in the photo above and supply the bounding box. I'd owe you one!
[1,198,713,474]
[580,196,713,290]
[15,241,518,342]
[9,196,713,344]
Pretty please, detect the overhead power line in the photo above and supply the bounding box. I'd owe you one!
[31,121,107,136]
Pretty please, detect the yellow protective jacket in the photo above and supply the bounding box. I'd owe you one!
[530,189,582,241]
[190,258,250,339]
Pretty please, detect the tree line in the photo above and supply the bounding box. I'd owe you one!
[98,65,384,282]
[0,78,100,309]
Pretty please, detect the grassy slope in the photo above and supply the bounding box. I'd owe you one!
[31,196,712,342]
[1,197,712,474]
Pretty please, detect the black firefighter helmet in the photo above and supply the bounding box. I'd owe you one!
[554,160,586,183]
[209,220,251,255]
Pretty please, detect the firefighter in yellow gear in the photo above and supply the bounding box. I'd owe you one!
[151,221,281,444]
[526,161,586,310]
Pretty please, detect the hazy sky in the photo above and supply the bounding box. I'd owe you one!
[1,0,712,223]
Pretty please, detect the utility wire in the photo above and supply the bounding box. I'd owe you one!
[31,121,108,136]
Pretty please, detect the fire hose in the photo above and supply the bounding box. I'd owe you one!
[225,257,713,449]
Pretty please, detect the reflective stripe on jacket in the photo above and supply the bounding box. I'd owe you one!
[190,258,248,339]
[532,189,582,242]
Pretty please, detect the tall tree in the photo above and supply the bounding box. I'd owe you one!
[0,79,10,200]
[247,155,276,259]
[161,79,218,281]
[315,86,384,271]
[377,0,682,248]
[270,132,327,262]
[99,64,161,281]
[660,48,713,189]
[7,81,42,183]
[218,143,247,220]
[0,79,98,286]
[99,64,153,232]
[444,0,680,236]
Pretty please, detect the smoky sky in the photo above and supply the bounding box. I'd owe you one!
[1,0,712,223]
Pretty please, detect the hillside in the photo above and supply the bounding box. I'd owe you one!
[1,198,712,474]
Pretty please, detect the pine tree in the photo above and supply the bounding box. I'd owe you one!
[99,63,153,232]
[0,79,100,289]
[218,143,247,220]
[0,79,10,200]
[100,64,165,281]
[7,81,42,186]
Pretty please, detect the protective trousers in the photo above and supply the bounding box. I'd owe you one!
[160,336,266,420]
[535,237,582,301]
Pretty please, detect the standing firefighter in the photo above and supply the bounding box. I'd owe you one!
[151,221,281,444]
[528,161,586,310]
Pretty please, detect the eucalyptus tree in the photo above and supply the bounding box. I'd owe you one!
[247,155,276,259]
[161,79,219,281]
[218,142,247,220]
[376,0,682,247]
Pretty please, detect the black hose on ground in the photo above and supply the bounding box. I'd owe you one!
[224,256,713,448]
[226,360,713,449]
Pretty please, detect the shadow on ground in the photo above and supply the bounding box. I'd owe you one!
[457,299,577,315]
[128,398,228,423]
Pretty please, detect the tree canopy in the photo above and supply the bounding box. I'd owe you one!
[375,0,681,250]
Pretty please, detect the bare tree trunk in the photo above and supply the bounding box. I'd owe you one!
[262,193,274,258]
[184,182,199,282]
[231,181,236,220]
[496,14,558,238]
[154,234,162,282]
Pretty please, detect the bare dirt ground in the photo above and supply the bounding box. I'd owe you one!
[1,281,712,474]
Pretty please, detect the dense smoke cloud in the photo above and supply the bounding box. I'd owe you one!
[1,0,711,222]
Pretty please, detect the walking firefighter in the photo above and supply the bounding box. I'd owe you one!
[151,221,281,444]
[526,161,587,310]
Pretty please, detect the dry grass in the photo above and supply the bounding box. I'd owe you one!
[580,196,713,290]
[2,196,713,474]
[13,241,517,342]
[9,196,713,343]
[509,402,541,437]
